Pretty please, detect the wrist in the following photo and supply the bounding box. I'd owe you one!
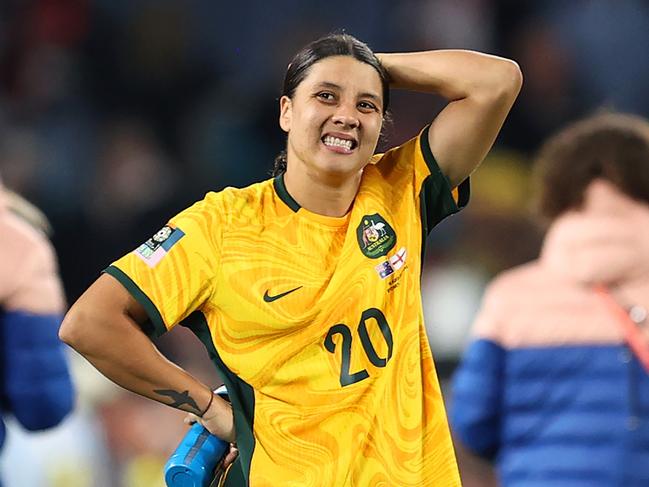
[199,390,215,417]
[201,395,235,442]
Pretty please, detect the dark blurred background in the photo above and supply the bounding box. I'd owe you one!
[1,1,648,485]
[3,0,649,304]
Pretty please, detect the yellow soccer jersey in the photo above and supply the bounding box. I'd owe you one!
[107,125,469,487]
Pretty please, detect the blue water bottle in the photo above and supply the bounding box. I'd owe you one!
[165,386,230,487]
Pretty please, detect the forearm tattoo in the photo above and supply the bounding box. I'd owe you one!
[154,389,201,414]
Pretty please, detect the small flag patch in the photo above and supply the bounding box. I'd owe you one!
[135,225,185,268]
[375,260,394,279]
[389,247,407,270]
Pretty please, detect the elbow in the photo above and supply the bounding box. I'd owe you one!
[59,304,95,353]
[492,58,523,102]
[58,308,78,347]
[503,58,523,96]
[471,57,522,106]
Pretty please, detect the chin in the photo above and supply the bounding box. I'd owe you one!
[317,152,369,174]
[316,160,363,179]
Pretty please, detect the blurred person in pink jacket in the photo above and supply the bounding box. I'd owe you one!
[450,112,649,487]
[0,178,74,485]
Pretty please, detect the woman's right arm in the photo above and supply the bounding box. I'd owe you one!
[378,50,522,188]
[59,273,236,442]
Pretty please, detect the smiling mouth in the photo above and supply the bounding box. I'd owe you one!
[321,135,358,152]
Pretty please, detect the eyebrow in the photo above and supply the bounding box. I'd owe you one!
[314,81,382,104]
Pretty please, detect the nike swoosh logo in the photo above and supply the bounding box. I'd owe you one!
[263,286,303,303]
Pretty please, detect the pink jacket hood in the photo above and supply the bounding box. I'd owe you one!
[463,179,649,349]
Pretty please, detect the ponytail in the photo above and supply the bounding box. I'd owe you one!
[272,150,287,176]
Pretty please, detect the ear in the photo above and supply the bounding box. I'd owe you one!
[279,95,292,133]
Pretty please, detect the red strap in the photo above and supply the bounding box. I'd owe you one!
[594,285,649,373]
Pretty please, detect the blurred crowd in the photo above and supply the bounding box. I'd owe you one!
[1,0,649,485]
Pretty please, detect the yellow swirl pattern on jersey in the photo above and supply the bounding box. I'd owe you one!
[108,126,469,486]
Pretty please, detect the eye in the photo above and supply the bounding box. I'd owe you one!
[358,101,378,112]
[316,92,335,102]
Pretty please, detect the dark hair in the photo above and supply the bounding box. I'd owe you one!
[273,33,390,176]
[534,112,649,221]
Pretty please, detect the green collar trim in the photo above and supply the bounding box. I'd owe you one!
[273,173,301,212]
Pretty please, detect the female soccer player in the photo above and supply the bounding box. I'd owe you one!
[60,34,521,486]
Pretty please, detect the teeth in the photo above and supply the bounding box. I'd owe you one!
[323,136,353,150]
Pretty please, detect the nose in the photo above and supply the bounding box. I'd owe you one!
[331,105,359,129]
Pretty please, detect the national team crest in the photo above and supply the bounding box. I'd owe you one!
[356,213,396,259]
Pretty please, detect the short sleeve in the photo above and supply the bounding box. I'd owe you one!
[417,125,470,234]
[105,196,221,338]
[374,126,470,236]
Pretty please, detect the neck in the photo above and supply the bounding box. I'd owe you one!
[284,164,362,217]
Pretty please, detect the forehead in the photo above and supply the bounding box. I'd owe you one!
[299,55,383,98]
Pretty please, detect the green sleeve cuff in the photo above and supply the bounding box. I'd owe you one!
[418,125,471,237]
[103,265,168,338]
[419,124,471,210]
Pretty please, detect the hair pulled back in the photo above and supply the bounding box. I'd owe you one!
[273,33,390,176]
